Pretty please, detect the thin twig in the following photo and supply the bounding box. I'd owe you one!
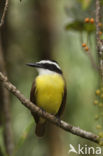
[0,72,99,144]
[0,0,9,28]
[87,50,99,72]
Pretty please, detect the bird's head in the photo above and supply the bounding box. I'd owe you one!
[26,60,62,75]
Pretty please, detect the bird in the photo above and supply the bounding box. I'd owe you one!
[26,60,67,137]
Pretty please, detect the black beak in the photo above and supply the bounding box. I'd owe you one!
[26,63,41,68]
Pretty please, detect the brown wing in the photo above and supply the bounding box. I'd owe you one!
[30,80,39,123]
[56,81,67,117]
[30,81,46,137]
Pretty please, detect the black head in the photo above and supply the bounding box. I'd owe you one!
[26,60,62,74]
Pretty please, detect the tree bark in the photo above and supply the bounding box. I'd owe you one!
[33,1,65,155]
[0,34,14,156]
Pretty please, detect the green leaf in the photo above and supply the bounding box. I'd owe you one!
[84,23,95,32]
[14,121,34,155]
[78,0,92,10]
[100,35,103,40]
[0,128,7,156]
[65,21,85,31]
[65,21,96,33]
[101,0,103,5]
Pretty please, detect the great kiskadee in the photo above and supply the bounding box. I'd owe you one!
[27,60,67,137]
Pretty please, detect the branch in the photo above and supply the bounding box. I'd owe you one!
[0,72,99,144]
[96,0,100,48]
[0,0,9,28]
[95,0,103,80]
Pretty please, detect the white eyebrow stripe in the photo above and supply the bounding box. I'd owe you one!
[39,60,61,69]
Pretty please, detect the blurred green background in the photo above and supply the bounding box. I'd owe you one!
[0,0,102,156]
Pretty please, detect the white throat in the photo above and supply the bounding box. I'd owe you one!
[37,68,57,75]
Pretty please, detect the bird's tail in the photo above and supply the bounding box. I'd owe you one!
[31,112,46,137]
[35,122,46,137]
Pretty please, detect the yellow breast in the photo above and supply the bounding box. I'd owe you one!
[35,73,65,115]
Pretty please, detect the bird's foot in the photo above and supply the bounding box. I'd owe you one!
[40,107,46,115]
[55,115,61,126]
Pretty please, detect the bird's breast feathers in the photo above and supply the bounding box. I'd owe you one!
[35,74,65,114]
